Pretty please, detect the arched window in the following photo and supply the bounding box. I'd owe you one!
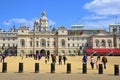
[61,39,65,47]
[101,40,106,47]
[107,39,112,47]
[95,39,99,47]
[20,39,25,47]
[41,39,46,47]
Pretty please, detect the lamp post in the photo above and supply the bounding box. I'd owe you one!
[33,26,35,54]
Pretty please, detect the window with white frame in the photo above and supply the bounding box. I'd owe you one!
[20,39,25,47]
[61,39,65,47]
[101,39,106,47]
[108,39,112,47]
[95,39,99,47]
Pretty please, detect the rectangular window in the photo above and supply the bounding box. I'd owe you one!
[8,44,10,47]
[68,43,70,47]
[53,41,56,47]
[82,43,84,47]
[47,43,50,47]
[13,43,15,47]
[36,41,39,47]
[3,43,5,47]
[30,41,32,47]
[68,38,70,41]
[73,44,74,47]
[3,38,5,41]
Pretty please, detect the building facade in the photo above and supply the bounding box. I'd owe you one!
[0,11,120,56]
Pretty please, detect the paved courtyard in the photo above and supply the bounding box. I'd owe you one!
[0,56,120,80]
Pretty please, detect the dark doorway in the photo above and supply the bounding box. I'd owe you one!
[36,50,39,54]
[40,49,46,56]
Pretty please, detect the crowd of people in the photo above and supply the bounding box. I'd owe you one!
[0,52,108,70]
[82,54,108,69]
[25,53,67,65]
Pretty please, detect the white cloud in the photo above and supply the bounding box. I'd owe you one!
[82,14,107,20]
[3,18,35,30]
[11,18,28,23]
[3,18,56,30]
[82,0,120,31]
[81,18,118,31]
[84,0,120,15]
[48,20,56,26]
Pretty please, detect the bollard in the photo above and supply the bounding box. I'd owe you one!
[19,63,23,73]
[35,63,39,73]
[98,64,103,74]
[82,64,87,74]
[114,65,119,75]
[51,63,55,73]
[67,63,71,73]
[2,62,7,73]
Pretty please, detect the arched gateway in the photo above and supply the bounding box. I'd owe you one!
[40,49,46,56]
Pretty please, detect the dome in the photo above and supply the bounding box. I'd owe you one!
[42,11,46,16]
[40,11,48,20]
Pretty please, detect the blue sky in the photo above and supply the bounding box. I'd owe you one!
[0,0,120,31]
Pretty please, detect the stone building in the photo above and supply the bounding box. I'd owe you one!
[0,11,120,56]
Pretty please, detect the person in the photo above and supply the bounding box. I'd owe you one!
[47,51,50,61]
[58,55,62,65]
[82,54,88,64]
[2,54,6,63]
[0,55,2,62]
[63,55,67,65]
[95,59,99,69]
[90,56,94,69]
[102,55,107,69]
[97,55,101,61]
[38,53,42,60]
[51,54,56,63]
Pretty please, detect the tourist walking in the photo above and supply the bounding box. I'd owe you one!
[63,55,67,65]
[90,56,95,69]
[95,59,99,69]
[58,55,62,65]
[47,51,50,61]
[2,54,6,63]
[102,55,107,69]
[51,54,56,63]
[97,55,101,61]
[82,54,88,64]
